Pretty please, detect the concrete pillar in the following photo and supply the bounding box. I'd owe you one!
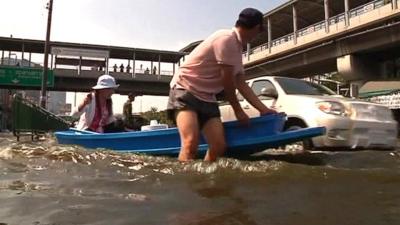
[1,50,4,65]
[173,63,175,75]
[392,0,398,10]
[158,54,161,75]
[337,55,379,98]
[50,54,53,69]
[246,43,251,60]
[21,43,25,63]
[78,56,82,75]
[324,0,330,33]
[132,51,136,77]
[292,4,298,45]
[344,0,350,27]
[105,57,109,74]
[349,81,366,98]
[267,17,272,53]
[28,52,31,67]
[337,55,378,80]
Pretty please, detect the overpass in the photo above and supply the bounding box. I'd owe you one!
[0,66,175,96]
[244,0,400,85]
[0,37,186,95]
[2,0,400,97]
[51,69,172,95]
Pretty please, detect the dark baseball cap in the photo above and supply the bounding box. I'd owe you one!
[236,8,265,31]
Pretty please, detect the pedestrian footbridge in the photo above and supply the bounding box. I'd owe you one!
[244,0,400,81]
[0,37,186,95]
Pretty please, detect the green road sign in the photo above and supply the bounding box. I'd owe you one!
[0,66,54,87]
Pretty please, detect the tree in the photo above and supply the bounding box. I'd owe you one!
[141,107,174,127]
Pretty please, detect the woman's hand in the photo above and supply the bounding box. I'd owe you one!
[83,94,92,105]
[78,94,92,112]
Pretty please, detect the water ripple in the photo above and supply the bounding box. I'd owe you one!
[1,135,399,177]
[0,179,51,193]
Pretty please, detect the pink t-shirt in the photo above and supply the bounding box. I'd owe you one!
[170,28,244,102]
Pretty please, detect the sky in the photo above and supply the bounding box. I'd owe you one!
[0,0,287,113]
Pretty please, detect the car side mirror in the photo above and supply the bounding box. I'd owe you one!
[260,88,278,99]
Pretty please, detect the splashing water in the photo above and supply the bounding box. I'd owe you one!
[0,134,399,225]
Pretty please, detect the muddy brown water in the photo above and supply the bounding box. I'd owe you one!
[0,133,399,225]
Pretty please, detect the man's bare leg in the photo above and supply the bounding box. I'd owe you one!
[202,117,226,162]
[176,110,200,162]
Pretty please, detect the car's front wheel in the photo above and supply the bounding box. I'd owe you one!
[283,123,314,151]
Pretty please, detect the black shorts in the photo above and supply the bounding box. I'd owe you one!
[167,88,220,128]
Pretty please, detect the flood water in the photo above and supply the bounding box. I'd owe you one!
[0,133,399,225]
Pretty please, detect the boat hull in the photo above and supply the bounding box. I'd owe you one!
[55,113,325,156]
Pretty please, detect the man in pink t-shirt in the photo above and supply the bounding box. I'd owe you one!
[168,8,277,162]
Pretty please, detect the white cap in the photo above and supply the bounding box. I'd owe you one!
[92,74,120,90]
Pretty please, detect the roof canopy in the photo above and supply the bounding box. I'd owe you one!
[359,81,400,98]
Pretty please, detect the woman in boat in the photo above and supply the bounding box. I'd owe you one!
[72,74,124,133]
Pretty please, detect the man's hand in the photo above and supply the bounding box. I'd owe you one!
[236,74,279,117]
[234,109,250,126]
[260,107,278,116]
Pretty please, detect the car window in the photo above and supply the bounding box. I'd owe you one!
[275,77,336,95]
[251,80,277,99]
[251,80,276,96]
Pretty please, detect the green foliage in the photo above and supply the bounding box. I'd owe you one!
[329,72,346,83]
[316,72,346,93]
[140,107,175,127]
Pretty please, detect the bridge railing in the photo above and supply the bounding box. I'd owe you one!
[126,68,174,76]
[119,68,173,75]
[297,20,326,37]
[244,0,391,60]
[349,0,385,18]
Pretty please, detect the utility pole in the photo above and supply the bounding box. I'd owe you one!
[40,0,53,108]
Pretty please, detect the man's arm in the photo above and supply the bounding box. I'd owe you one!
[236,74,277,115]
[221,65,249,125]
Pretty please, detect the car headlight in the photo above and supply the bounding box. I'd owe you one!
[316,101,351,117]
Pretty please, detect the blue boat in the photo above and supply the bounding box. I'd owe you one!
[55,113,325,156]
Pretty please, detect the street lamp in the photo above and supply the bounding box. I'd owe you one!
[40,0,53,108]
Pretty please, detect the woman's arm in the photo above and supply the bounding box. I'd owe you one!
[78,94,92,112]
[71,93,92,117]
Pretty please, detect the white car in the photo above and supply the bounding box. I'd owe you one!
[220,76,398,150]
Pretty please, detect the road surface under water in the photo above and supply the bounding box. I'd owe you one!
[0,133,399,225]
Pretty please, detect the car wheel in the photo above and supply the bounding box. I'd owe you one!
[283,125,314,151]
